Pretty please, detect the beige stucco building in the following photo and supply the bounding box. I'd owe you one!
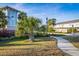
[54,19,79,33]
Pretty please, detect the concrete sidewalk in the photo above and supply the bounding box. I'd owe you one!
[54,36,79,56]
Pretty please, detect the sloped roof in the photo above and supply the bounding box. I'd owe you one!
[56,19,79,25]
[0,6,20,12]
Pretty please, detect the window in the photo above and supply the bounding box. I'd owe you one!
[12,16,14,18]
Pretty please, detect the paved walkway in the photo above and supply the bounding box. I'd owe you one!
[53,36,79,56]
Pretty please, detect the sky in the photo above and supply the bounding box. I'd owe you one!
[0,3,79,24]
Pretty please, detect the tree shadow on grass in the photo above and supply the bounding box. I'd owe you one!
[0,36,29,44]
[0,44,40,47]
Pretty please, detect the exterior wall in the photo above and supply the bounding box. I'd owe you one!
[55,28,67,32]
[3,9,18,30]
[55,22,79,28]
[77,29,79,31]
[54,22,79,32]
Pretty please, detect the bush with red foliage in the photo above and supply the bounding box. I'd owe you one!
[0,30,14,37]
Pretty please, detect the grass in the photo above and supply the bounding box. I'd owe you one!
[61,36,79,48]
[0,37,66,56]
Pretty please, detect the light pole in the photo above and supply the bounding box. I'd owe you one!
[46,17,48,34]
[72,25,74,34]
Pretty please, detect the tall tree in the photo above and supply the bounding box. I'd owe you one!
[39,25,47,33]
[15,12,27,36]
[0,10,7,30]
[26,17,41,40]
[48,18,56,26]
[47,18,56,33]
[16,12,41,40]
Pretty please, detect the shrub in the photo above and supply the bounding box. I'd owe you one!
[67,28,77,33]
[0,30,14,37]
[0,36,29,42]
[34,32,49,38]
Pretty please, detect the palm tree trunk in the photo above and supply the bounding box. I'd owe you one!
[3,27,5,32]
[29,29,34,41]
[29,34,34,40]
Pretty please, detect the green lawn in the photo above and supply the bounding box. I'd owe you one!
[61,36,79,48]
[0,37,66,56]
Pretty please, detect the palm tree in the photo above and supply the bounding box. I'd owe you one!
[0,10,7,30]
[16,12,41,40]
[18,16,41,40]
[39,25,47,34]
[15,12,27,36]
[48,18,56,26]
[48,18,56,33]
[18,11,27,20]
[26,17,41,40]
